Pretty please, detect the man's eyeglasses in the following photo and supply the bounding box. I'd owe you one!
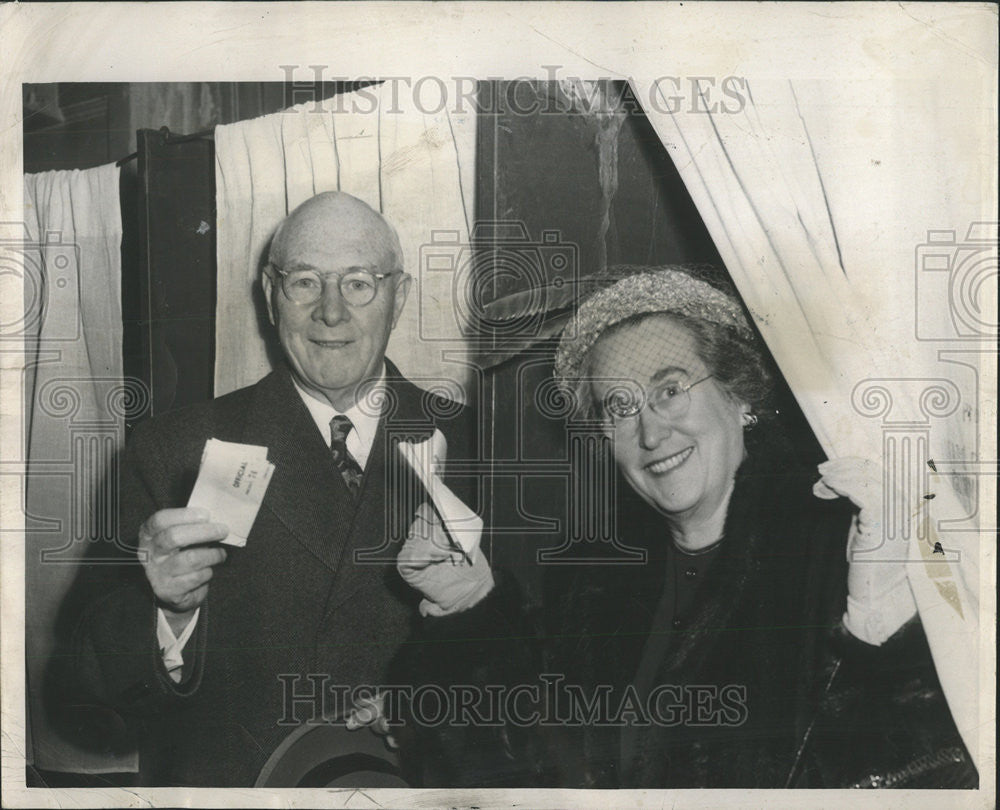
[601,374,714,428]
[269,266,401,308]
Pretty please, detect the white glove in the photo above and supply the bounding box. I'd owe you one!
[814,457,916,644]
[398,502,495,617]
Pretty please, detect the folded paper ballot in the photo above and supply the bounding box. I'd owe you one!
[397,429,483,562]
[187,439,275,547]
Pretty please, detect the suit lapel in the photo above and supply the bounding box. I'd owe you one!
[243,368,355,573]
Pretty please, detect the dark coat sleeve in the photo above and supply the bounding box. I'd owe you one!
[749,466,976,789]
[804,614,978,788]
[67,418,208,720]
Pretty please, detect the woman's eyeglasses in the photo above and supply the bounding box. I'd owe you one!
[601,374,714,427]
[269,266,401,308]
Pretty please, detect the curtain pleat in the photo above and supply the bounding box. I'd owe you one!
[23,164,135,773]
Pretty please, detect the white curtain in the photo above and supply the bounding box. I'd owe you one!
[214,83,476,400]
[23,164,137,772]
[631,66,994,768]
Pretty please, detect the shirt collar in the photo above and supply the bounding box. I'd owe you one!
[291,366,385,452]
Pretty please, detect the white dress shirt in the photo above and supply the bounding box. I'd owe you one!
[290,370,385,470]
[156,369,387,679]
[158,607,200,682]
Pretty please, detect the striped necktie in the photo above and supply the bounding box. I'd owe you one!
[329,414,364,497]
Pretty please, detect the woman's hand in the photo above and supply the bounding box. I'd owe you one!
[813,457,884,544]
[397,502,494,617]
[814,457,916,644]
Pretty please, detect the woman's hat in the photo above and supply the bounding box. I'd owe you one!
[553,266,753,392]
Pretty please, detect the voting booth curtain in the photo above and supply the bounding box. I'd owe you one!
[23,164,137,773]
[631,54,994,768]
[214,82,477,401]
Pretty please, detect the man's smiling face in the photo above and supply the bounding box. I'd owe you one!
[264,193,411,411]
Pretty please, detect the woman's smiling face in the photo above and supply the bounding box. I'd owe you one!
[588,314,748,526]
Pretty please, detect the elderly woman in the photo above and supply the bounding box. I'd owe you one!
[389,266,973,789]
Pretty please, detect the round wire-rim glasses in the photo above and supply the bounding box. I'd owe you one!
[269,266,402,307]
[601,373,714,428]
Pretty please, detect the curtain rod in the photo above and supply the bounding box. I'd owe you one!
[115,126,215,167]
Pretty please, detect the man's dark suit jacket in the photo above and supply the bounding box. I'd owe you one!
[68,360,475,786]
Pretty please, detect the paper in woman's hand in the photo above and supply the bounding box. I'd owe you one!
[186,439,275,547]
[397,429,483,562]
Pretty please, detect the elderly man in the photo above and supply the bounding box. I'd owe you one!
[69,192,486,786]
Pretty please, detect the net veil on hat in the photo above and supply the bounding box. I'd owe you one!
[553,267,754,398]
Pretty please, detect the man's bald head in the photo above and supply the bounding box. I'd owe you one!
[262,191,411,411]
[268,192,403,273]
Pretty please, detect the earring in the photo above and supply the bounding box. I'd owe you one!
[742,413,758,430]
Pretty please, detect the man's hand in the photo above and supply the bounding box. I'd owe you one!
[345,692,398,749]
[139,507,229,632]
[397,502,494,617]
